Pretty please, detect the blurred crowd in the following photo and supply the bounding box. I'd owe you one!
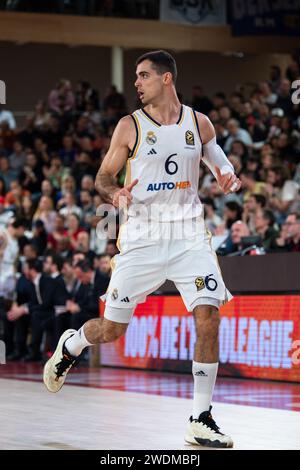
[0,55,299,360]
[195,61,300,256]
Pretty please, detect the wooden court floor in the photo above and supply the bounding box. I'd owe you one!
[0,365,300,450]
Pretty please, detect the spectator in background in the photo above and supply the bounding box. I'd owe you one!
[95,253,112,277]
[33,99,51,130]
[48,79,75,115]
[266,166,299,218]
[0,177,6,198]
[43,252,71,342]
[0,156,16,191]
[224,119,253,153]
[59,191,82,219]
[269,65,282,92]
[254,209,279,252]
[4,180,30,210]
[66,213,85,251]
[24,258,56,360]
[230,140,249,165]
[67,259,110,330]
[80,189,94,227]
[203,197,223,234]
[275,79,293,116]
[22,242,39,262]
[8,141,26,175]
[228,154,243,177]
[57,174,77,200]
[18,115,40,149]
[43,115,63,152]
[59,134,76,167]
[41,179,56,202]
[6,260,32,360]
[18,195,35,229]
[81,174,96,194]
[245,155,261,180]
[0,196,14,229]
[0,104,16,130]
[44,155,70,189]
[241,170,266,202]
[33,137,49,166]
[47,214,67,251]
[73,231,95,264]
[33,196,56,233]
[191,85,213,115]
[212,92,227,110]
[223,201,243,230]
[61,258,76,294]
[274,213,300,252]
[72,151,95,188]
[75,80,99,113]
[258,81,278,106]
[105,240,119,257]
[217,221,250,256]
[242,193,266,233]
[102,85,127,119]
[31,220,48,256]
[19,152,43,195]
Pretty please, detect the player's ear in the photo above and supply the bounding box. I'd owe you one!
[163,72,172,85]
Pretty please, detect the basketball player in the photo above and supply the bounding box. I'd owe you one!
[44,51,241,448]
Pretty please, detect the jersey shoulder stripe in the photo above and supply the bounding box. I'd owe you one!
[128,112,141,160]
[191,108,203,156]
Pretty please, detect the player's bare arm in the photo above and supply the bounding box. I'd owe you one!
[95,116,138,207]
[196,112,242,195]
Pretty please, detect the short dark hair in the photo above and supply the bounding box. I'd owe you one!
[12,218,27,229]
[252,194,266,208]
[49,253,64,272]
[135,50,177,83]
[225,201,243,218]
[97,253,111,260]
[262,209,275,227]
[74,259,92,272]
[27,258,43,273]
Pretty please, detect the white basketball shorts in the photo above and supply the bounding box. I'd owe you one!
[101,216,232,322]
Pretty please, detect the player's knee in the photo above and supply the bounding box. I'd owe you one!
[194,306,220,337]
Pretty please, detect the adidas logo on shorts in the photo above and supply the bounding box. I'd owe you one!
[121,297,130,303]
[147,149,157,155]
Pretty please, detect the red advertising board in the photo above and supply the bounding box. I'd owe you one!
[100,295,300,382]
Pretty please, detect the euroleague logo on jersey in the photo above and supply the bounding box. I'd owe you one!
[185,130,194,145]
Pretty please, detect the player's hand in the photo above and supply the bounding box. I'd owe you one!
[215,167,242,195]
[7,306,24,321]
[112,179,139,209]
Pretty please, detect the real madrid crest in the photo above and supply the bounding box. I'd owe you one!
[146,131,157,145]
[111,288,118,300]
[185,130,194,146]
[195,277,205,292]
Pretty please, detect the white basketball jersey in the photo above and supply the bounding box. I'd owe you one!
[126,105,203,222]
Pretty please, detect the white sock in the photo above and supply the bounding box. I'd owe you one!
[65,326,93,356]
[192,361,218,419]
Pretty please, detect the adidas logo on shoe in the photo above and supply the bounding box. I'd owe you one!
[121,297,130,303]
[194,370,208,377]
